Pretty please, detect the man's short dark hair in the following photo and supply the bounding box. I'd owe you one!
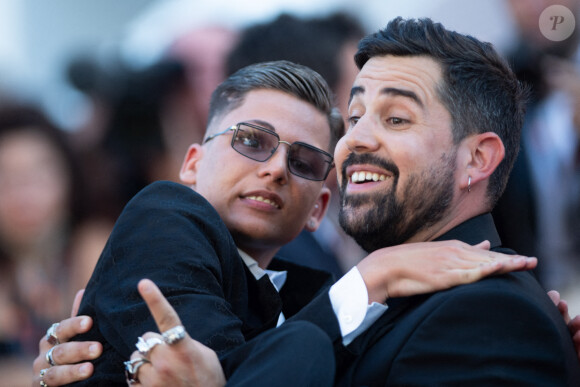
[355,17,528,207]
[207,60,343,153]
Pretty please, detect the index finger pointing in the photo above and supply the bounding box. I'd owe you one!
[138,279,183,333]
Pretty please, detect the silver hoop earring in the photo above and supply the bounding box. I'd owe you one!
[468,176,472,193]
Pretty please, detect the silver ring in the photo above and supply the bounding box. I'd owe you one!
[46,346,57,366]
[161,325,186,345]
[46,323,60,346]
[124,357,150,384]
[40,368,48,386]
[135,336,164,357]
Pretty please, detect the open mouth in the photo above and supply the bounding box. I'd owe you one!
[350,171,391,184]
[245,195,281,209]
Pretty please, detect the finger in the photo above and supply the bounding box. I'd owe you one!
[492,257,537,274]
[472,240,491,250]
[449,257,531,284]
[455,260,504,282]
[573,329,580,349]
[45,341,102,368]
[558,299,571,325]
[522,257,538,270]
[570,315,580,330]
[548,290,561,305]
[71,289,85,318]
[138,279,184,333]
[128,350,153,386]
[138,332,166,357]
[35,363,94,386]
[39,316,93,353]
[551,294,571,325]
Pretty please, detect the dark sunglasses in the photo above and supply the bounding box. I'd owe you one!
[203,122,334,181]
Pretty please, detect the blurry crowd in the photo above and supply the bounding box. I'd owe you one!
[0,0,579,383]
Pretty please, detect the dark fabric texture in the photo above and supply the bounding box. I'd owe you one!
[335,214,580,387]
[69,181,339,386]
[221,320,335,386]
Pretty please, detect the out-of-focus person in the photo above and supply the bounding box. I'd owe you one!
[494,0,580,308]
[0,104,109,383]
[164,25,239,145]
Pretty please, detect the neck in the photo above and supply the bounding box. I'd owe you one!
[407,190,490,243]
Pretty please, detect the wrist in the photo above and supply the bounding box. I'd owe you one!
[357,254,393,304]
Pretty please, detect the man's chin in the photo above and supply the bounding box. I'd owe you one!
[339,208,372,239]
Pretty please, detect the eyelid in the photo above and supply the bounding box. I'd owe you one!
[386,116,411,126]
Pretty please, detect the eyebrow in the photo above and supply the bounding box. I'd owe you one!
[246,119,276,132]
[349,86,424,108]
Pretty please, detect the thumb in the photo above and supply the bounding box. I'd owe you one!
[473,240,491,250]
[71,289,85,318]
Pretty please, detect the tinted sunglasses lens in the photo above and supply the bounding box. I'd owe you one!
[233,125,278,161]
[288,145,331,180]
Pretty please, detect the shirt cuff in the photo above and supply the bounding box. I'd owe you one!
[328,267,388,346]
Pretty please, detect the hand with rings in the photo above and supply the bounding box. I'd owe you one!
[124,279,225,386]
[32,289,103,387]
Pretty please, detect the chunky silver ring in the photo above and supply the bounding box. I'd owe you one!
[46,323,60,346]
[124,357,150,384]
[40,368,49,386]
[136,336,164,357]
[46,346,57,366]
[162,325,186,345]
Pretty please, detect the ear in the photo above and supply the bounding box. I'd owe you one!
[458,132,505,191]
[304,186,331,232]
[179,144,204,186]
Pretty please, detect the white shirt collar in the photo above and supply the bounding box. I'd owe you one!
[238,249,287,292]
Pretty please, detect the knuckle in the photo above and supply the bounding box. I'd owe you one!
[159,314,177,329]
[43,367,57,384]
[445,245,462,256]
[33,357,44,372]
[156,359,174,376]
[51,345,63,363]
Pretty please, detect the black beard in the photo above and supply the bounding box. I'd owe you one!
[338,150,456,252]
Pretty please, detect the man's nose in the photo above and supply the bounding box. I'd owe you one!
[344,117,380,153]
[258,142,290,184]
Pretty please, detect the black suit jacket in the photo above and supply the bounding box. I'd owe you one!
[70,181,340,386]
[336,214,580,386]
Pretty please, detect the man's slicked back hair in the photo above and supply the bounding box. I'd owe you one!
[207,60,343,153]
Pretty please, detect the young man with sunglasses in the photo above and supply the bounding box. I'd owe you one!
[33,60,537,386]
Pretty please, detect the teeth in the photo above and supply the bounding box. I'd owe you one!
[247,195,279,208]
[351,171,389,184]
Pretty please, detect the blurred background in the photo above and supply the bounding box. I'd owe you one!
[0,0,516,132]
[0,0,578,384]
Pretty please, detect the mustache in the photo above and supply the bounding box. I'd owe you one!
[340,152,399,181]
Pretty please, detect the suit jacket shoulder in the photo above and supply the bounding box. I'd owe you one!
[338,214,580,386]
[72,181,255,385]
[342,271,580,386]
